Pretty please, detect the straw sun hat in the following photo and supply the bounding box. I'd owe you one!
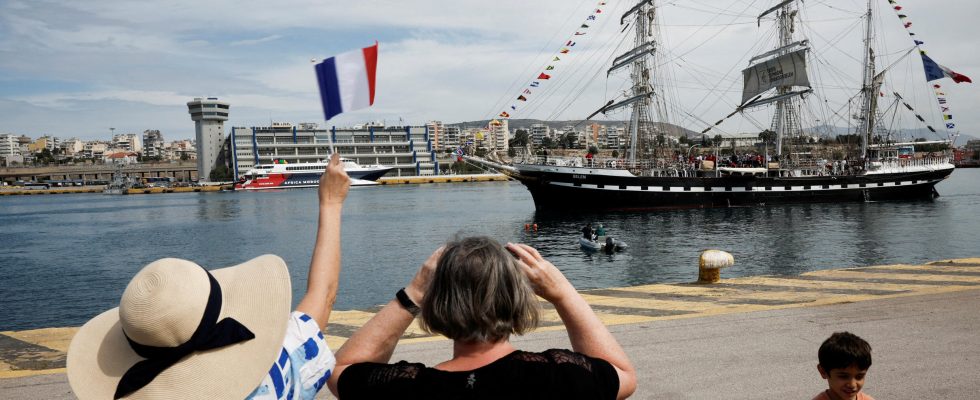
[67,255,291,399]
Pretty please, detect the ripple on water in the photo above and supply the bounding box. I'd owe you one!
[1,171,978,330]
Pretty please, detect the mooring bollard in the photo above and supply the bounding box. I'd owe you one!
[698,250,734,283]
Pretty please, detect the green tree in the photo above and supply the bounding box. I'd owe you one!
[36,148,55,165]
[758,129,777,144]
[180,152,190,161]
[588,145,598,155]
[561,132,578,149]
[509,129,530,148]
[540,136,555,149]
[611,149,619,158]
[209,164,233,181]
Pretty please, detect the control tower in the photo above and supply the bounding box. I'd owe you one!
[187,97,229,181]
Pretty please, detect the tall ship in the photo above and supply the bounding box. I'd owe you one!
[502,0,961,211]
[235,158,392,190]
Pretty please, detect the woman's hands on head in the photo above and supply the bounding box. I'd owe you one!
[319,153,350,208]
[405,246,445,304]
[506,243,575,304]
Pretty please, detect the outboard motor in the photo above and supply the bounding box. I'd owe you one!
[604,237,615,254]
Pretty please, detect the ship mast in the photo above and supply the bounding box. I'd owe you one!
[741,0,811,159]
[773,3,796,157]
[857,0,876,160]
[600,0,659,168]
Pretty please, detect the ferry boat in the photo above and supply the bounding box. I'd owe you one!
[496,0,961,211]
[235,158,392,190]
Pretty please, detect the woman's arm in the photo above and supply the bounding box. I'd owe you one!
[507,243,637,399]
[326,246,444,397]
[295,153,349,331]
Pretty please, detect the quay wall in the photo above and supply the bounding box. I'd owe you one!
[0,163,199,183]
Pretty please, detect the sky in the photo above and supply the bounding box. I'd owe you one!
[0,0,976,142]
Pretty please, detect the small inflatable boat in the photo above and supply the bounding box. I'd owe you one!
[579,236,628,252]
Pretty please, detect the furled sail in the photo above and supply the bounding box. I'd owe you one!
[741,49,810,104]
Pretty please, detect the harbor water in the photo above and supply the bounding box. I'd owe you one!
[1,169,979,331]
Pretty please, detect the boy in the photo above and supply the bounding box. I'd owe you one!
[814,331,875,400]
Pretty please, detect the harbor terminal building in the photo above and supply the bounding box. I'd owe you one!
[229,123,440,178]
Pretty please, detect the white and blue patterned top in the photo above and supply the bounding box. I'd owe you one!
[247,311,336,400]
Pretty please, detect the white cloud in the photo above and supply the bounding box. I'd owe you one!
[230,35,283,46]
[1,0,978,140]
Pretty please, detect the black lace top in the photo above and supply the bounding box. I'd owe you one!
[338,348,619,399]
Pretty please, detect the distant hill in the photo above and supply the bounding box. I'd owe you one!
[803,124,976,142]
[450,119,699,138]
[450,119,975,142]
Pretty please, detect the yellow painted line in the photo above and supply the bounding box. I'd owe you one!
[326,310,377,327]
[5,258,980,379]
[608,284,739,298]
[807,269,980,283]
[0,367,66,379]
[580,293,722,313]
[929,258,980,264]
[1,327,78,353]
[870,264,980,273]
[733,276,936,292]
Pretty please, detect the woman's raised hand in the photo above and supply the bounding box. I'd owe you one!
[506,243,575,304]
[319,153,350,207]
[405,246,445,304]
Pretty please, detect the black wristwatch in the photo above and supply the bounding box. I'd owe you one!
[396,288,420,316]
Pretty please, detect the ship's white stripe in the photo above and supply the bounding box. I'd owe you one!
[553,179,942,192]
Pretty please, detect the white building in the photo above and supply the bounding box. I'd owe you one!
[61,138,84,156]
[83,142,110,159]
[106,152,139,165]
[143,130,165,158]
[112,134,142,153]
[167,139,196,161]
[489,119,510,151]
[0,134,18,159]
[426,121,445,150]
[187,97,229,181]
[230,123,439,178]
[601,125,624,148]
[441,126,461,150]
[530,124,550,145]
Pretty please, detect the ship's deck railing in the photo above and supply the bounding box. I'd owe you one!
[868,156,951,172]
[513,154,952,177]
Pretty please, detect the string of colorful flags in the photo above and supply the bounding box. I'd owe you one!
[886,0,971,132]
[497,1,608,119]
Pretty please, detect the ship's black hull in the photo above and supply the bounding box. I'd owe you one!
[511,167,954,212]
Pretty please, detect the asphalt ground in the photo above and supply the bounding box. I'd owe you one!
[2,258,979,398]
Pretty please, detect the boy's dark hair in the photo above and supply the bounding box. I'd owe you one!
[818,331,872,371]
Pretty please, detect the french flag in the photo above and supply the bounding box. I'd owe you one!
[315,42,378,121]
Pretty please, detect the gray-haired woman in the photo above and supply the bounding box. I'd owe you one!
[327,236,637,399]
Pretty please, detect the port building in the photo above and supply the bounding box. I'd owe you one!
[229,123,440,178]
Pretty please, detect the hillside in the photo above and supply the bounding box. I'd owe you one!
[450,119,699,138]
[450,119,975,142]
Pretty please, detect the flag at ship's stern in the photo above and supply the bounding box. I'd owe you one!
[316,42,378,120]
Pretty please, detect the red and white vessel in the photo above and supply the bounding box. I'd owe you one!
[235,158,392,190]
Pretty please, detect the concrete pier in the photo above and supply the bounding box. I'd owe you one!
[2,258,979,398]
